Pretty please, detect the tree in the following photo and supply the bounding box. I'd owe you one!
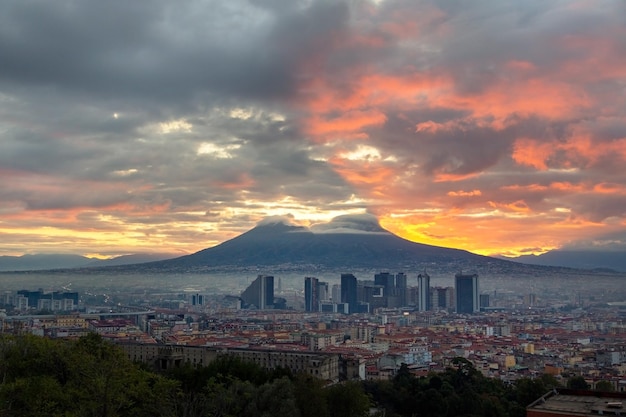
[567,376,589,390]
[0,375,68,417]
[254,377,301,417]
[326,381,370,417]
[514,378,548,408]
[595,380,614,392]
[293,373,329,417]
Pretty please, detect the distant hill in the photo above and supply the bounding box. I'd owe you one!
[0,253,177,272]
[85,253,179,267]
[0,254,93,271]
[508,250,626,272]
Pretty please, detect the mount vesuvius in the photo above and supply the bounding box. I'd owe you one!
[136,214,508,273]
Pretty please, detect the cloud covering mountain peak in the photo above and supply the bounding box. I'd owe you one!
[311,213,387,234]
[255,213,388,235]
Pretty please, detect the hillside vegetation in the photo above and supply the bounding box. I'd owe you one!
[0,334,567,417]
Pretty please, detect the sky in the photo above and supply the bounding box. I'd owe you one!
[1,0,626,259]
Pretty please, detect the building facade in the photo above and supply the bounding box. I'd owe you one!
[241,275,274,309]
[341,274,358,314]
[417,273,431,311]
[455,273,479,314]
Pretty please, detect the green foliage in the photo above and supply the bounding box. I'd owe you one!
[0,338,575,417]
[326,381,370,417]
[362,358,564,417]
[567,375,589,390]
[595,380,614,392]
[0,334,178,417]
[293,373,330,417]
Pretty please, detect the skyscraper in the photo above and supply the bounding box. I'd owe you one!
[430,286,454,310]
[241,275,274,309]
[331,284,341,302]
[304,276,319,312]
[340,273,358,314]
[417,272,431,311]
[375,271,400,307]
[395,272,407,307]
[374,272,395,296]
[455,273,479,314]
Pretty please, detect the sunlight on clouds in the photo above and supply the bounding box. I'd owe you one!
[268,112,286,122]
[459,209,501,218]
[111,169,138,177]
[159,118,192,134]
[339,144,396,162]
[387,208,443,216]
[197,142,241,159]
[341,145,381,161]
[230,107,254,120]
[229,107,286,122]
[447,190,482,197]
[239,196,369,227]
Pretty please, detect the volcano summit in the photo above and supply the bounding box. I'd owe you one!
[139,214,503,273]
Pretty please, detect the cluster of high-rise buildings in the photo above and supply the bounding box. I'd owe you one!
[302,272,483,314]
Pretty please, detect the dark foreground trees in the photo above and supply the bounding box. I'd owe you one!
[0,333,178,416]
[1,334,570,417]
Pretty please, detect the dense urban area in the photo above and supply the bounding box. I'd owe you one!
[1,269,626,416]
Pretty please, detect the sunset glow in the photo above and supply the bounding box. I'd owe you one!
[1,0,625,259]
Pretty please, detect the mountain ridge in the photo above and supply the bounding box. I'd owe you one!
[0,253,177,272]
[3,215,624,275]
[505,250,626,272]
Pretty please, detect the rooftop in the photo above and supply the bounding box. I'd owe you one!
[528,389,626,416]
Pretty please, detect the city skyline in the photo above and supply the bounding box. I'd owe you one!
[1,1,626,259]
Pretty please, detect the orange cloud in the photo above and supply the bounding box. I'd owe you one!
[447,190,482,197]
[329,157,395,186]
[488,200,531,213]
[305,109,387,138]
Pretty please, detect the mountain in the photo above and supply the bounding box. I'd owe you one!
[0,254,93,271]
[509,250,626,272]
[85,253,179,267]
[138,214,508,273]
[0,253,176,272]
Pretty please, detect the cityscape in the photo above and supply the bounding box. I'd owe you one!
[2,268,625,394]
[2,0,626,415]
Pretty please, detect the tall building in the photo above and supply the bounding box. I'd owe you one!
[375,272,403,307]
[430,286,454,310]
[340,273,358,314]
[241,275,274,309]
[417,272,431,311]
[374,272,395,296]
[331,284,341,302]
[362,283,385,311]
[455,273,479,314]
[317,281,329,302]
[304,277,319,312]
[191,293,204,306]
[395,272,407,307]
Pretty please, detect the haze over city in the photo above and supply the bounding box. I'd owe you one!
[1,0,626,259]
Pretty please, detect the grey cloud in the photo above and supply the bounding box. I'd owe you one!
[0,0,350,103]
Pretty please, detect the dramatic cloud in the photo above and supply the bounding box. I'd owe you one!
[1,0,625,258]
